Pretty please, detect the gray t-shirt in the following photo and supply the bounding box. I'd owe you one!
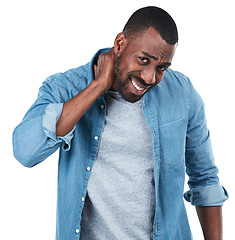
[80,91,155,240]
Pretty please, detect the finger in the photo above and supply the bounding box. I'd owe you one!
[93,64,97,79]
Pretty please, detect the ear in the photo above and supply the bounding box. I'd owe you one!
[113,32,128,56]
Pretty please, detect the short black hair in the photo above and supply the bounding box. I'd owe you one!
[123,6,178,45]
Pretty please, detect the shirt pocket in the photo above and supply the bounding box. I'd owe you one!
[159,118,187,166]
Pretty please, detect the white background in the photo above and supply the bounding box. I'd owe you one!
[1,0,234,239]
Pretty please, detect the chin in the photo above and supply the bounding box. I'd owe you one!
[119,91,143,103]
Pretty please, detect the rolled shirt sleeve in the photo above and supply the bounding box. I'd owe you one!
[184,185,229,206]
[43,103,75,151]
[13,75,76,167]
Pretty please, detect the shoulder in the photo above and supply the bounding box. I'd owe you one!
[148,68,204,122]
[164,68,205,118]
[152,68,191,101]
[160,68,201,101]
[36,63,91,103]
[162,68,191,87]
[44,62,90,89]
[42,48,111,91]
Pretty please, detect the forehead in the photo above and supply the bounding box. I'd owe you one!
[127,27,176,61]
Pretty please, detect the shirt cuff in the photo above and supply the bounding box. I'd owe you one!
[184,185,229,206]
[42,103,75,151]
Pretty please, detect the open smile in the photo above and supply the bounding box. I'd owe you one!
[131,78,145,91]
[130,77,150,94]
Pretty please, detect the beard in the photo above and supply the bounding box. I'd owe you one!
[114,54,145,103]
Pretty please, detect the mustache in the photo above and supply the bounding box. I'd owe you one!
[127,73,155,88]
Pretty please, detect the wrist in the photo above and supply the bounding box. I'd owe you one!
[90,79,109,96]
[92,77,113,94]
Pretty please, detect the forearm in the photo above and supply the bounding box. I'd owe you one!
[56,80,106,137]
[56,48,116,137]
[196,206,223,240]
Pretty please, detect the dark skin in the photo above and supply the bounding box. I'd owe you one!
[56,27,176,135]
[56,27,223,239]
[196,206,223,240]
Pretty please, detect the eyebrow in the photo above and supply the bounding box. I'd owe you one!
[141,51,172,67]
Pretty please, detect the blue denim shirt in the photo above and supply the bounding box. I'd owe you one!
[13,48,228,240]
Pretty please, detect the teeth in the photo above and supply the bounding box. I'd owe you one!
[131,79,145,91]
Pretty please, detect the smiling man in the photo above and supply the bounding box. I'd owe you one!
[13,6,228,240]
[110,27,176,103]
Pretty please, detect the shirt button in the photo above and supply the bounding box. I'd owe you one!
[86,166,91,171]
[100,104,105,109]
[94,136,98,140]
[81,197,85,202]
[75,229,79,234]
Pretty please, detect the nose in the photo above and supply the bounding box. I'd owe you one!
[140,68,156,85]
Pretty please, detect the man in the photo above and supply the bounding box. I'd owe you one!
[13,6,228,240]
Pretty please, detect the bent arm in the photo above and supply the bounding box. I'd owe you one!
[196,206,223,240]
[13,48,116,167]
[56,79,106,137]
[56,48,116,137]
[13,79,104,167]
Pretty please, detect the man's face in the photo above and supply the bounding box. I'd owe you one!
[113,27,177,103]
